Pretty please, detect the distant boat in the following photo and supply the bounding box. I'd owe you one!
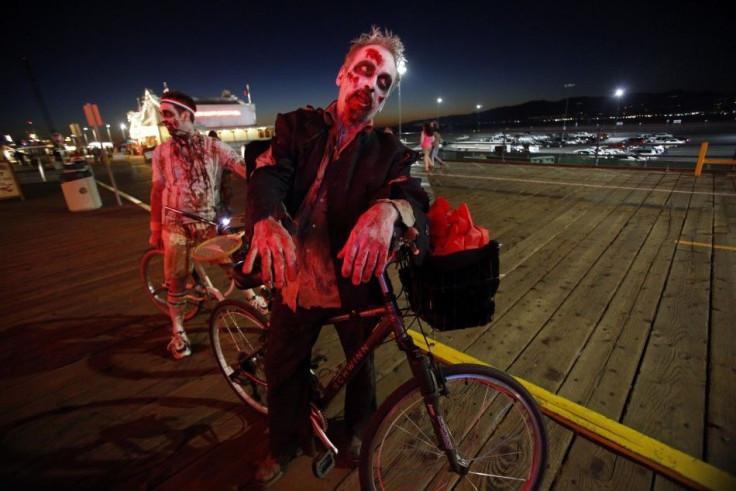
[444,135,539,153]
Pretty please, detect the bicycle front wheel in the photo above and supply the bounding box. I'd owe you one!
[209,300,269,414]
[360,363,547,490]
[139,248,200,320]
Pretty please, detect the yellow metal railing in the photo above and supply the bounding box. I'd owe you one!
[694,142,736,177]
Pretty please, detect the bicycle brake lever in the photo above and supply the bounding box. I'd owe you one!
[402,227,420,256]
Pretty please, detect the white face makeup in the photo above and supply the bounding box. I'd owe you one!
[159,102,192,137]
[336,45,397,126]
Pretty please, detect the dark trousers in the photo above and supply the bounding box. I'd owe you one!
[265,296,377,458]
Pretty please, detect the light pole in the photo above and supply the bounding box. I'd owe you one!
[436,97,442,125]
[476,104,482,133]
[120,123,127,140]
[614,87,624,134]
[82,127,89,146]
[562,83,575,138]
[105,124,113,148]
[615,88,624,118]
[501,128,507,162]
[397,61,406,141]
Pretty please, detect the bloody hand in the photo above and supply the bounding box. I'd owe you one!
[243,217,298,289]
[338,203,398,285]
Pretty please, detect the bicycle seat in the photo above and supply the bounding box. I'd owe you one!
[232,260,263,289]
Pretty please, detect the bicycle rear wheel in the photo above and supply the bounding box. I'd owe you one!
[139,248,200,320]
[209,300,269,414]
[360,363,547,490]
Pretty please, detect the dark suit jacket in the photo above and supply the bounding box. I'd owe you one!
[247,105,430,309]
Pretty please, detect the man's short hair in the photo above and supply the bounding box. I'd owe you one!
[344,26,406,90]
[161,90,197,121]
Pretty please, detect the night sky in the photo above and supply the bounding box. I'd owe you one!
[2,0,734,142]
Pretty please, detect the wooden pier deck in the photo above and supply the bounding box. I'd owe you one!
[1,157,734,490]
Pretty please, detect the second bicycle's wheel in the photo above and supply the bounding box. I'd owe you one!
[139,248,200,320]
[209,300,269,414]
[360,364,547,490]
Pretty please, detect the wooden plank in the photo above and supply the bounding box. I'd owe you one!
[499,172,662,485]
[618,173,712,490]
[707,175,736,473]
[461,171,650,372]
[380,168,656,488]
[2,160,734,489]
[406,330,736,490]
[553,172,683,488]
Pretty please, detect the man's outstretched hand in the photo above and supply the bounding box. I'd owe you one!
[338,203,398,285]
[243,217,298,289]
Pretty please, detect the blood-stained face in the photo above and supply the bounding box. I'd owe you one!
[336,45,397,125]
[159,102,193,138]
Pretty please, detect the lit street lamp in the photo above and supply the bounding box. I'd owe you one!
[615,88,624,119]
[436,97,442,125]
[397,61,407,141]
[82,127,89,146]
[562,83,575,138]
[105,124,113,147]
[476,104,482,133]
[614,87,625,135]
[120,123,127,140]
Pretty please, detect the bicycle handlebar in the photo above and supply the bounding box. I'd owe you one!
[165,206,219,228]
[164,206,245,236]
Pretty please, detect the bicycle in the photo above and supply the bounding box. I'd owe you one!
[139,206,267,320]
[209,230,548,489]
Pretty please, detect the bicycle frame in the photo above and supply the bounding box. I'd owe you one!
[210,229,547,486]
[165,205,240,305]
[186,262,236,304]
[305,254,465,472]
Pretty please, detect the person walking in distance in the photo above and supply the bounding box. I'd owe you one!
[430,120,448,170]
[243,26,430,485]
[149,90,265,360]
[421,121,434,172]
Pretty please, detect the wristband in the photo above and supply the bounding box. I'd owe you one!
[373,199,415,226]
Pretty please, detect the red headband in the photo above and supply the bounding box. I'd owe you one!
[161,98,196,114]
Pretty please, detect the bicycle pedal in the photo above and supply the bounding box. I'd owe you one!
[310,354,327,369]
[312,450,335,478]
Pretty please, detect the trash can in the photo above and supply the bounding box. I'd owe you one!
[52,148,65,170]
[60,157,102,211]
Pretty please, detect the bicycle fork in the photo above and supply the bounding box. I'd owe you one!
[400,336,470,476]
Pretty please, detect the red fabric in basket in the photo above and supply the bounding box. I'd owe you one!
[427,197,490,256]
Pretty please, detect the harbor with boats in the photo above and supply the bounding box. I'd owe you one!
[408,122,736,172]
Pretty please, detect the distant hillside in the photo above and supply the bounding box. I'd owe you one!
[405,90,736,132]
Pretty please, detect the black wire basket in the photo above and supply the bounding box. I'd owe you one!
[399,240,500,331]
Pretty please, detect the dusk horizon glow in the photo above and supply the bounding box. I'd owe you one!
[2,1,734,142]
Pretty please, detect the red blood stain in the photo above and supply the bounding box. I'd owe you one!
[346,72,359,86]
[365,48,383,65]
